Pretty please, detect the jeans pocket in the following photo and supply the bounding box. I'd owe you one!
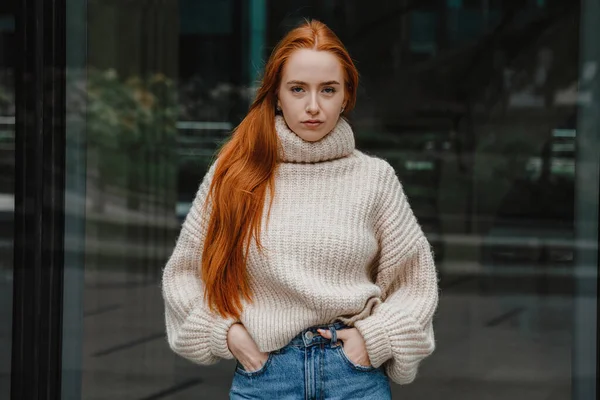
[336,345,376,372]
[235,352,274,377]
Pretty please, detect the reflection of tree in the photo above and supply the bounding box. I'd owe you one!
[178,75,250,122]
[83,68,177,211]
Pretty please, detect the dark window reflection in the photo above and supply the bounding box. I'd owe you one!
[0,3,14,398]
[64,0,594,399]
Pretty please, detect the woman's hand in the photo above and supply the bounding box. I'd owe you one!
[227,323,270,372]
[318,327,372,367]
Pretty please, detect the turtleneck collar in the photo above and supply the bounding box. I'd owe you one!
[275,115,355,164]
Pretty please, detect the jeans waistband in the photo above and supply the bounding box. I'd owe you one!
[286,321,349,348]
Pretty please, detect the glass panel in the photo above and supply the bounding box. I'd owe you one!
[0,3,15,397]
[63,0,597,398]
[64,0,249,398]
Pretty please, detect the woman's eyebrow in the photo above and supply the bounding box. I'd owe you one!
[286,80,341,85]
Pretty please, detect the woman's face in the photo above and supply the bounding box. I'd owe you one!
[277,49,346,142]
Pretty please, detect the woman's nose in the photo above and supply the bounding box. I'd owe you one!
[305,94,319,114]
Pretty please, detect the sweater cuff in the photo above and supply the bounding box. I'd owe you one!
[354,311,393,368]
[210,317,240,360]
[354,303,431,369]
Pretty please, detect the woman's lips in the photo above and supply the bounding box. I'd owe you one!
[302,121,323,128]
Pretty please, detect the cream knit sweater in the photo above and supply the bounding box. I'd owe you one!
[162,115,439,384]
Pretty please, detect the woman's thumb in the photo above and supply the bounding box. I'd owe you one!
[317,329,330,337]
[317,329,342,340]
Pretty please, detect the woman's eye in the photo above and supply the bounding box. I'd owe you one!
[323,87,336,94]
[291,86,304,93]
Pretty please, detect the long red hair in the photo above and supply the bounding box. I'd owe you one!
[201,19,359,319]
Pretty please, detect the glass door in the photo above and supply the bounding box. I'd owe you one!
[62,1,259,398]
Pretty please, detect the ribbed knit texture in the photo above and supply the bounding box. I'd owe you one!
[162,115,439,385]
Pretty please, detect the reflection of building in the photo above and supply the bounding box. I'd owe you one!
[1,1,598,399]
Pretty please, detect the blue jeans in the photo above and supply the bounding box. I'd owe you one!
[229,321,392,399]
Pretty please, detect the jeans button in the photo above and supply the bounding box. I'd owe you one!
[304,331,314,340]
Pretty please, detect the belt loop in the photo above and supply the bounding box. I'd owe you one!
[329,324,337,348]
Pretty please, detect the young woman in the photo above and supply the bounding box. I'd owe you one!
[162,19,439,399]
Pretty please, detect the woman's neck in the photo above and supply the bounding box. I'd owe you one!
[275,115,355,164]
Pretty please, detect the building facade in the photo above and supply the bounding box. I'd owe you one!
[0,0,598,398]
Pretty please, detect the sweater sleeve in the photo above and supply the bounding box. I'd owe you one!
[161,161,240,365]
[353,161,439,385]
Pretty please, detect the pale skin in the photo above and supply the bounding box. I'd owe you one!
[277,48,347,142]
[226,48,371,373]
